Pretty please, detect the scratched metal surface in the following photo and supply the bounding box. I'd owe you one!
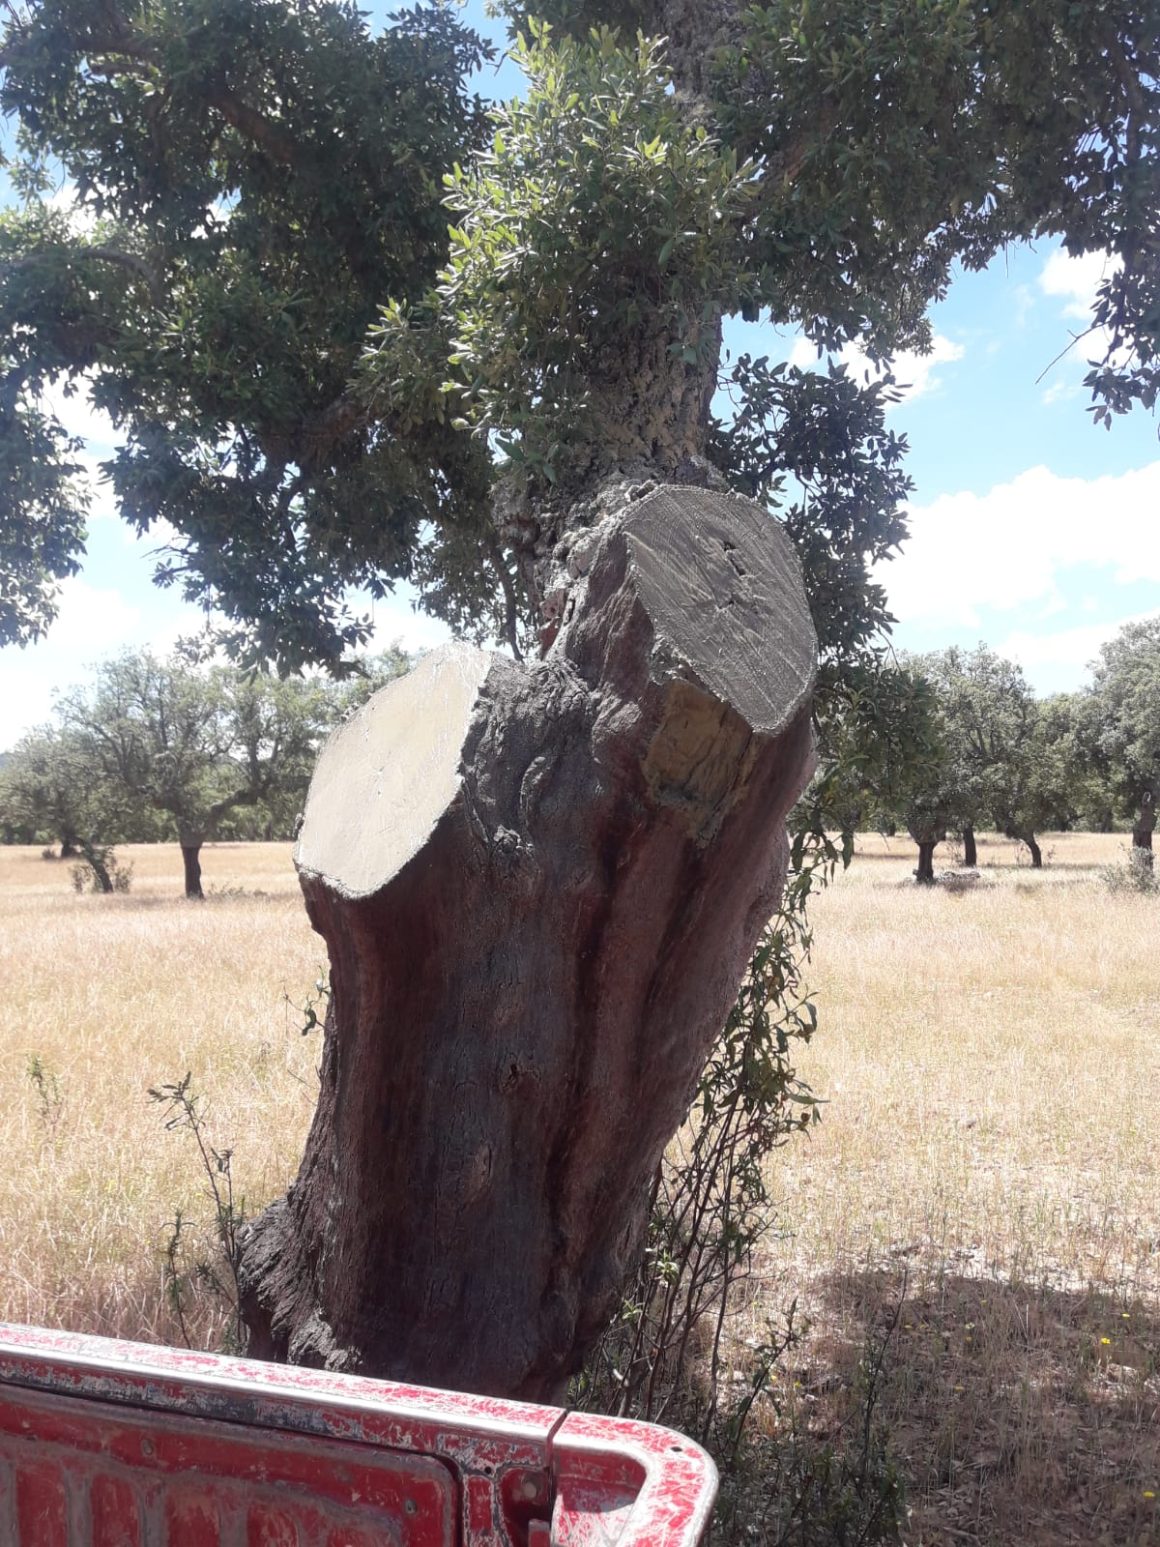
[0,1324,717,1547]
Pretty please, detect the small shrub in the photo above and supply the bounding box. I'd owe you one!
[27,1054,65,1145]
[1101,847,1158,896]
[713,1292,906,1547]
[149,1073,246,1351]
[70,840,132,894]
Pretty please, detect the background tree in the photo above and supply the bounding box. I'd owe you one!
[802,657,941,862]
[1081,619,1160,871]
[59,648,327,897]
[0,722,146,888]
[917,646,1051,867]
[0,725,89,856]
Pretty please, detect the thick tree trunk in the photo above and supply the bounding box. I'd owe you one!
[1133,792,1155,871]
[238,484,817,1401]
[962,826,977,867]
[1005,824,1043,869]
[78,838,115,893]
[59,834,78,859]
[915,840,937,885]
[180,840,204,899]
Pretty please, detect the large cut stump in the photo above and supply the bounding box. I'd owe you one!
[239,484,817,1401]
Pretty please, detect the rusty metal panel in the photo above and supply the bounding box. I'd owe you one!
[0,1324,717,1547]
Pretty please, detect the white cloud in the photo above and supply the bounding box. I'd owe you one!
[1039,250,1120,322]
[2,581,142,744]
[788,333,965,409]
[1040,377,1081,408]
[0,575,212,750]
[996,610,1160,693]
[43,576,142,656]
[1037,250,1126,395]
[880,462,1160,629]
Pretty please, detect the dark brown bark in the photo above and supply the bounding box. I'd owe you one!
[1133,792,1156,870]
[962,826,977,867]
[78,838,115,893]
[59,836,78,860]
[238,484,817,1401]
[1005,823,1043,869]
[915,840,937,885]
[180,842,204,900]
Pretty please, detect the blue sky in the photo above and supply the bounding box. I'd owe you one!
[2,2,1157,749]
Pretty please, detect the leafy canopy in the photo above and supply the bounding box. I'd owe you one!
[56,647,328,843]
[1,0,494,667]
[1081,617,1160,827]
[1,0,1156,670]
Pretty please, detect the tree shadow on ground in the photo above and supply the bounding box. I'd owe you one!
[794,1263,1160,1546]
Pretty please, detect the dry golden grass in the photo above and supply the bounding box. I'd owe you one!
[756,829,1160,1546]
[0,841,317,1350]
[1,830,1157,1544]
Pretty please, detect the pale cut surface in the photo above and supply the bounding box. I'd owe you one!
[295,642,493,899]
[625,488,817,737]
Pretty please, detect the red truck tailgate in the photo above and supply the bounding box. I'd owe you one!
[0,1324,717,1547]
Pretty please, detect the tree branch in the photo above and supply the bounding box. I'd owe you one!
[78,245,166,306]
[485,531,523,662]
[203,81,300,168]
[3,243,165,307]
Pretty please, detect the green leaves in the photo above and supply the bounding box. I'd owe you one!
[0,393,88,647]
[362,25,756,484]
[0,0,496,668]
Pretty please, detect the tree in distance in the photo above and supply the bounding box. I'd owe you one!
[1,724,97,857]
[0,721,152,887]
[57,646,328,897]
[802,656,943,865]
[913,645,1076,872]
[1080,617,1160,871]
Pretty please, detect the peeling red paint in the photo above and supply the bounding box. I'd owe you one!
[0,1324,717,1547]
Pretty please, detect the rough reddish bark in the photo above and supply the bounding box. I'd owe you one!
[238,484,817,1401]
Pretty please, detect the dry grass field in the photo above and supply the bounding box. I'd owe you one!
[757,830,1160,1545]
[1,830,1157,1545]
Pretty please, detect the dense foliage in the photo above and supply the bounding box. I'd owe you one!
[820,625,1160,884]
[3,0,1156,670]
[1081,618,1160,866]
[1,0,494,667]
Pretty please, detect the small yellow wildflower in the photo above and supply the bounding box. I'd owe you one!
[1100,1337,1111,1346]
